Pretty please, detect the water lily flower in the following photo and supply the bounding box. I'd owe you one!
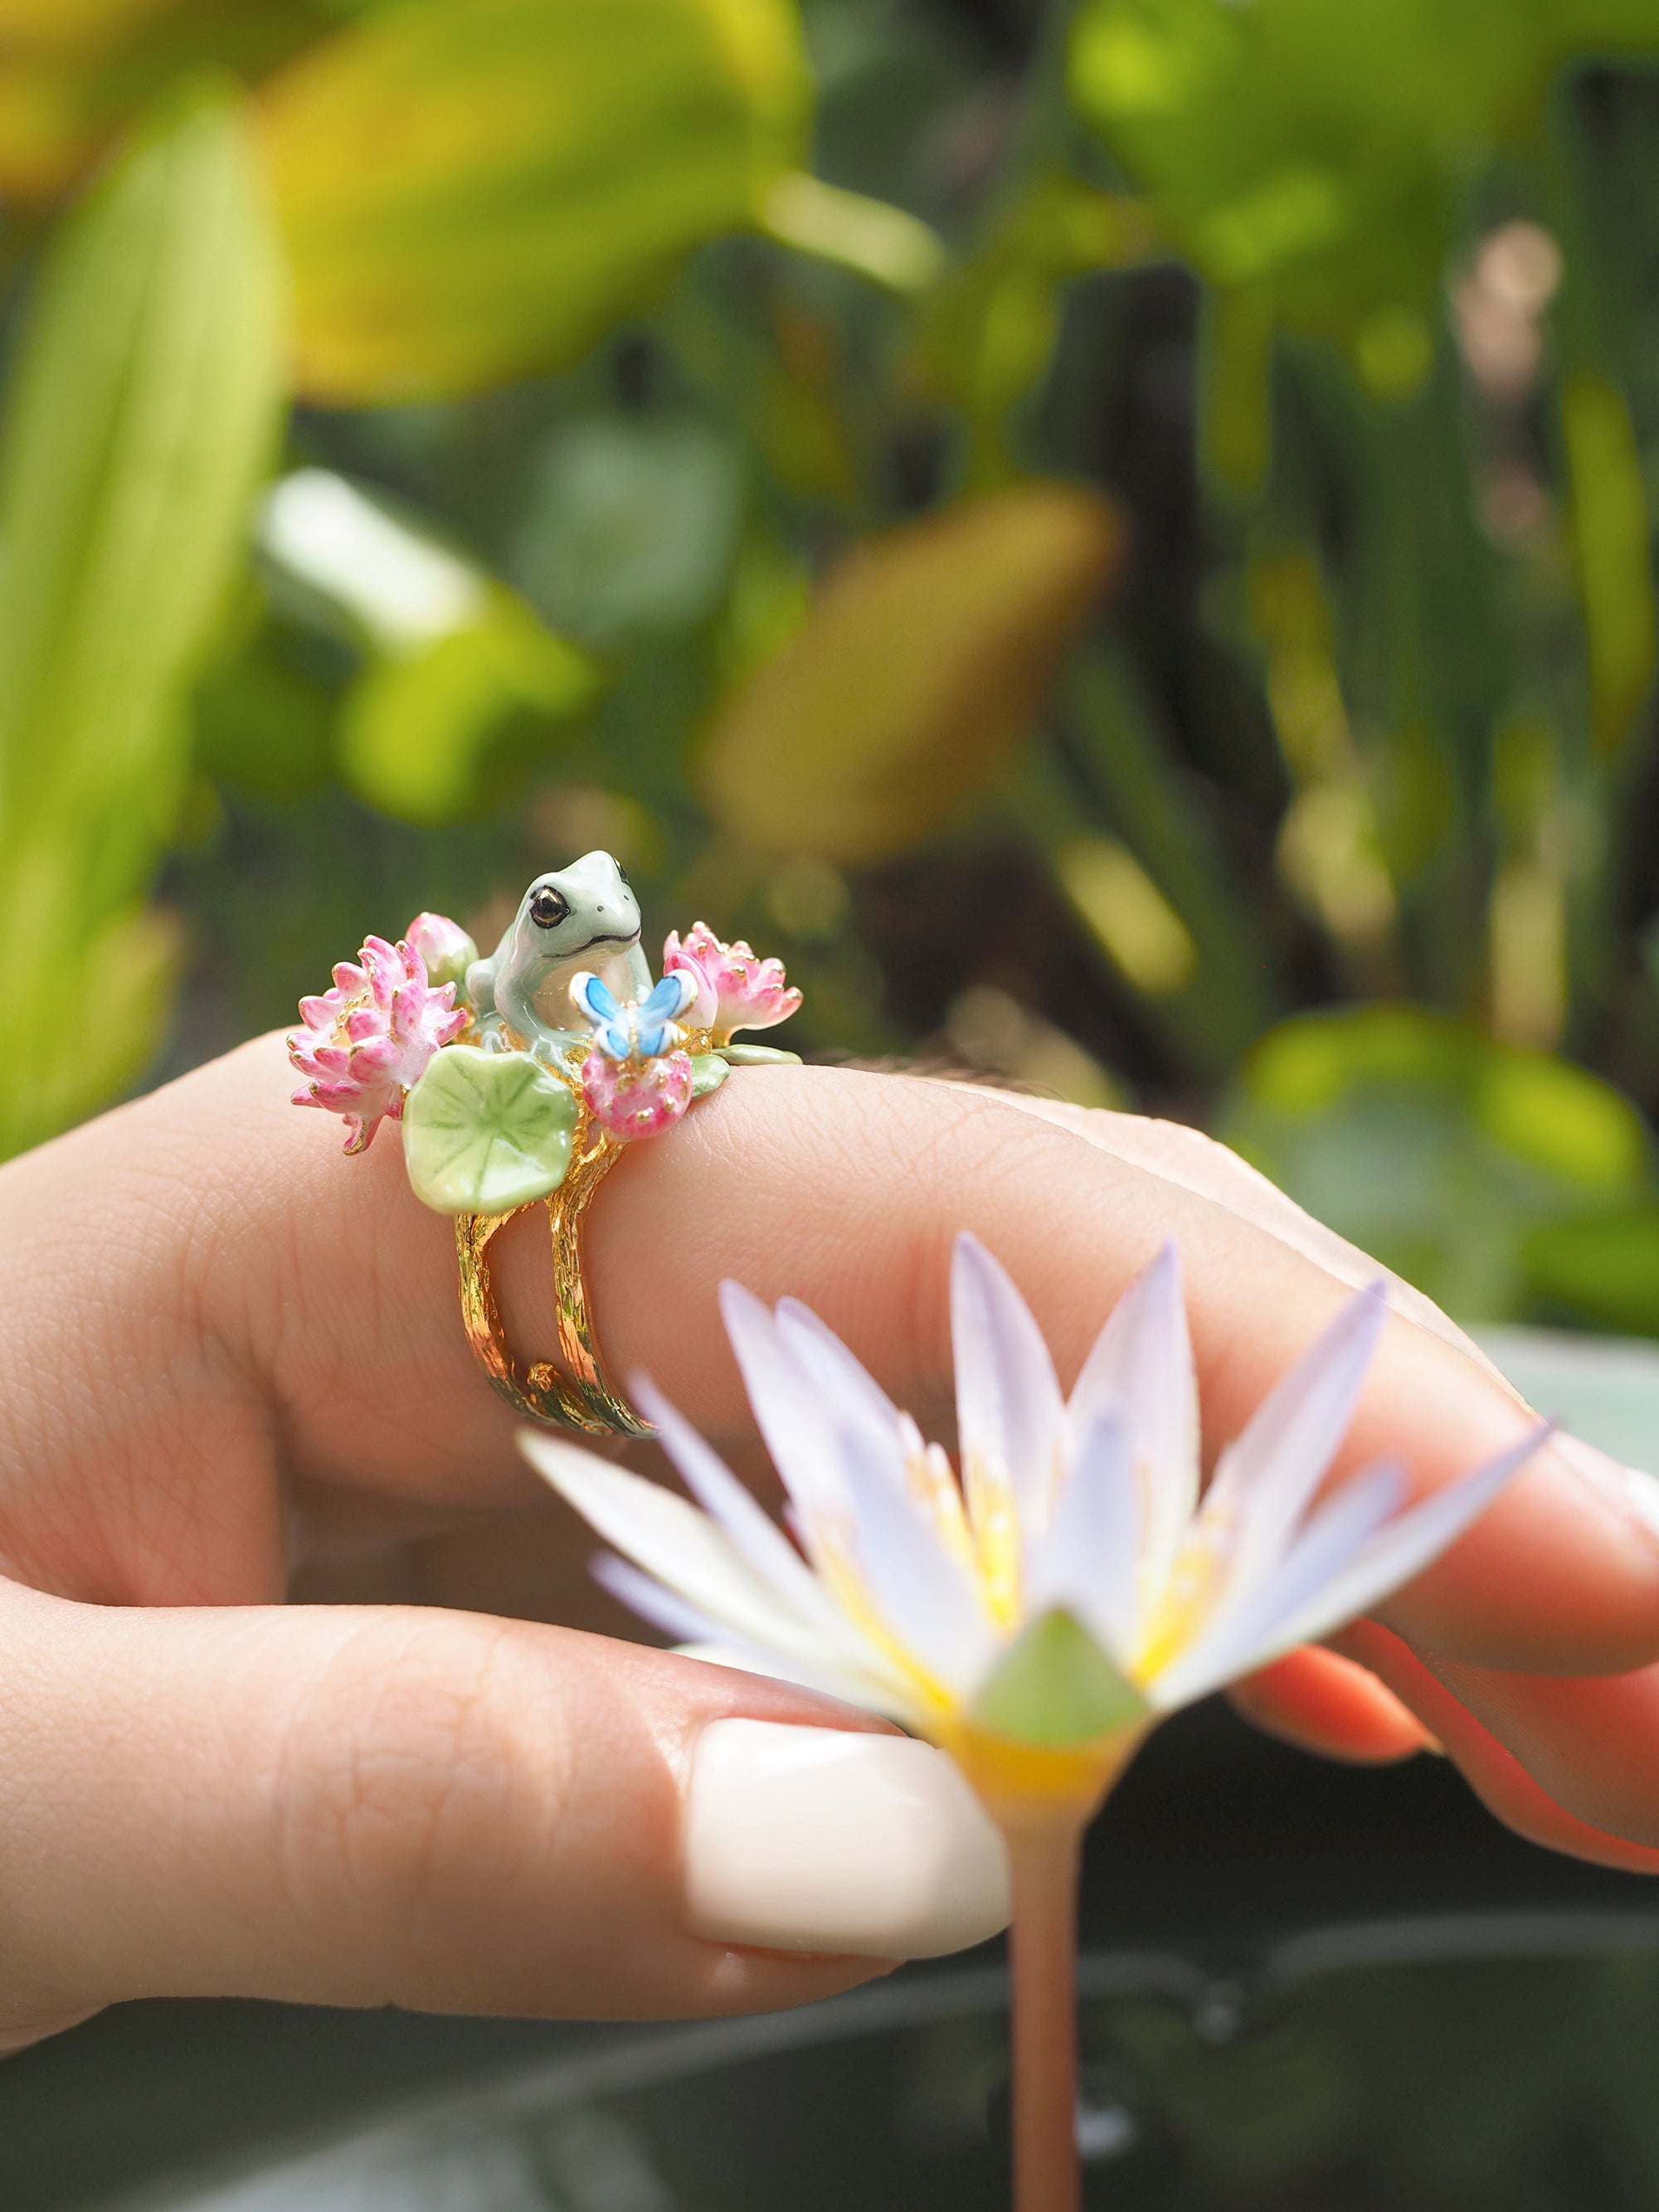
[289,935,469,1154]
[663,921,802,1044]
[572,969,698,1140]
[404,911,478,991]
[523,1236,1544,1822]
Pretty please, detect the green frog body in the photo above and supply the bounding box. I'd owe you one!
[466,851,652,1062]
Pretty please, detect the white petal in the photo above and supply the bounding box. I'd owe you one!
[1200,1285,1387,1593]
[1151,1459,1404,1709]
[774,1299,909,1480]
[718,1281,850,1519]
[519,1431,844,1675]
[1066,1241,1195,1609]
[1024,1398,1141,1665]
[833,1427,995,1694]
[669,1641,922,1723]
[628,1370,849,1638]
[591,1550,730,1645]
[951,1232,1065,1532]
[1246,1424,1549,1667]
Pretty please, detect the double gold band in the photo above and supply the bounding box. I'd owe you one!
[455,1115,651,1438]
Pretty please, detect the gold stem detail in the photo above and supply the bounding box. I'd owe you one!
[455,1114,650,1438]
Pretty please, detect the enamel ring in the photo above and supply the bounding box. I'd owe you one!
[285,853,803,1438]
[455,1117,648,1437]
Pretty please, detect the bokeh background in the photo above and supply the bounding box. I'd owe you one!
[9,0,1659,1337]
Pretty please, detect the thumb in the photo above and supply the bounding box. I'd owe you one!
[0,1583,1009,2043]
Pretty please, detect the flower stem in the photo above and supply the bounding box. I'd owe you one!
[1005,1816,1085,2212]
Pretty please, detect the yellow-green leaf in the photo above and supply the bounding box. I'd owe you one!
[1561,369,1657,756]
[338,592,601,826]
[258,0,813,402]
[700,484,1123,864]
[0,82,285,1159]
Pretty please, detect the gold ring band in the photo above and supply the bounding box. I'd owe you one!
[455,1114,651,1437]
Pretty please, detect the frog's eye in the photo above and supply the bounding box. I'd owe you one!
[615,863,630,888]
[529,885,571,930]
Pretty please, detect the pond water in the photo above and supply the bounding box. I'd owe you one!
[96,1915,1659,2212]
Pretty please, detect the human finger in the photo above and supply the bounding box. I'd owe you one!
[0,1581,1009,2049]
[11,1040,1658,1680]
[1336,1621,1659,1874]
[1228,1646,1438,1764]
[955,1087,1512,1388]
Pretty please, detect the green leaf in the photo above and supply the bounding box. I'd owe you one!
[337,593,601,826]
[701,485,1123,865]
[972,1609,1149,1747]
[1561,370,1657,756]
[1222,1005,1652,1323]
[1065,0,1659,388]
[0,80,285,1160]
[689,1052,730,1098]
[258,0,814,401]
[514,418,747,649]
[403,1046,578,1214]
[718,1042,800,1066]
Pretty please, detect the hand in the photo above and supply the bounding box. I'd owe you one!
[2,1038,1657,2053]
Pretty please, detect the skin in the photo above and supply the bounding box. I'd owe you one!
[3,1039,1659,2054]
[465,851,654,1058]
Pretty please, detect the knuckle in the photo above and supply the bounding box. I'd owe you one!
[275,1614,567,1937]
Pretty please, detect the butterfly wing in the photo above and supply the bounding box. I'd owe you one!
[634,971,696,1057]
[571,970,631,1057]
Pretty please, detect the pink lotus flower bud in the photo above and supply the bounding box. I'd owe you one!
[662,921,802,1045]
[289,934,469,1153]
[405,911,478,991]
[581,1044,693,1141]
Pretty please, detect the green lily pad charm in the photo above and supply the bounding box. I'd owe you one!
[718,1043,801,1066]
[403,1046,577,1215]
[689,1052,730,1100]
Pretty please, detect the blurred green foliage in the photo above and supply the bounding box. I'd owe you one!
[8,0,1659,1331]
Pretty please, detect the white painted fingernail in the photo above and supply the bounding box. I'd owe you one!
[1554,1433,1659,1547]
[683,1720,1010,1960]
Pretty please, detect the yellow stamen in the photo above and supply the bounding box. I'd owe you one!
[815,1529,957,1718]
[907,1439,976,1576]
[963,1453,1024,1629]
[1131,1507,1233,1682]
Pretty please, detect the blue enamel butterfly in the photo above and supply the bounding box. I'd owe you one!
[572,970,696,1062]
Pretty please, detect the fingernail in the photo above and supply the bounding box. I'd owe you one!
[683,1719,1010,1960]
[1553,1433,1659,1547]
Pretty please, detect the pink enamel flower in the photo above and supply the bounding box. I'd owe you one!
[289,935,469,1154]
[403,911,477,989]
[662,921,801,1044]
[581,1046,693,1140]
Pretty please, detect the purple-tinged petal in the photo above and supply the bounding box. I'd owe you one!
[951,1232,1065,1538]
[1241,1424,1551,1675]
[1152,1459,1406,1709]
[520,1432,847,1675]
[774,1300,909,1488]
[832,1427,995,1694]
[1066,1241,1195,1607]
[1199,1285,1388,1595]
[591,1550,728,1646]
[718,1281,851,1524]
[1025,1397,1140,1665]
[629,1370,850,1641]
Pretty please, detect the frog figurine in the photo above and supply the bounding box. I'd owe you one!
[465,850,652,1062]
